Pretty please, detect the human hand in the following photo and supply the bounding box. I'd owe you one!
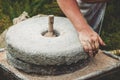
[78,28,105,57]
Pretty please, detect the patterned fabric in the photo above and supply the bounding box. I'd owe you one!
[76,0,106,33]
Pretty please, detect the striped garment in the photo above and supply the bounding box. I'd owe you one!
[76,0,106,33]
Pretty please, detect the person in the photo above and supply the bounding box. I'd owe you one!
[57,0,108,57]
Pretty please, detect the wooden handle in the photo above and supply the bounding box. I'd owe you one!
[48,15,54,33]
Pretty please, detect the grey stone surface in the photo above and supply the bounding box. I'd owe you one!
[6,16,88,65]
[1,51,120,80]
[7,52,89,74]
[13,11,29,25]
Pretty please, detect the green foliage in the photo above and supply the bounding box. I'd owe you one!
[0,0,64,34]
[0,0,64,19]
[42,1,65,16]
[101,0,120,50]
[0,9,12,33]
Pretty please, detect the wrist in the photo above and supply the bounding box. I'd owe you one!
[76,24,93,32]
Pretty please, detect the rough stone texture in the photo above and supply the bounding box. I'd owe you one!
[6,16,88,66]
[0,51,120,80]
[13,11,29,25]
[6,52,89,75]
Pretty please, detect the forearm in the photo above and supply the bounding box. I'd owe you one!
[57,0,105,56]
[57,0,91,32]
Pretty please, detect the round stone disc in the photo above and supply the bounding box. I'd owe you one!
[6,16,88,66]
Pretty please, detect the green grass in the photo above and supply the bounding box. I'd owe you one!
[101,0,120,50]
[0,0,63,33]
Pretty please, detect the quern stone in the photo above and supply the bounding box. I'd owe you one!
[6,16,88,73]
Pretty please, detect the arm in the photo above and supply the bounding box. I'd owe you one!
[57,0,89,32]
[57,0,105,56]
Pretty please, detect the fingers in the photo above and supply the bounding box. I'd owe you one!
[94,40,99,56]
[86,40,94,56]
[81,40,98,57]
[94,40,99,50]
[83,43,89,53]
[78,31,105,57]
[98,36,106,46]
[91,36,99,56]
[87,40,99,57]
[81,37,100,57]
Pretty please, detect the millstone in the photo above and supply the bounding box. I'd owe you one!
[6,16,88,74]
[7,52,89,75]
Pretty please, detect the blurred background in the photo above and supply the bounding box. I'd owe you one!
[0,0,120,50]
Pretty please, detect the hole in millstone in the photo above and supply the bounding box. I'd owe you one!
[41,15,60,37]
[42,30,60,37]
